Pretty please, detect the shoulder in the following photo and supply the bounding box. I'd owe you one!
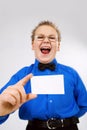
[14,64,34,79]
[57,63,83,85]
[58,63,79,76]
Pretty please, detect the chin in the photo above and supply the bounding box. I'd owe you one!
[38,58,53,64]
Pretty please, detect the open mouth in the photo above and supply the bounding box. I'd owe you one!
[40,47,51,54]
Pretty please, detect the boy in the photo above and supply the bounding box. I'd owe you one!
[0,20,87,130]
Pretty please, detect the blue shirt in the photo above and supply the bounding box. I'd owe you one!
[0,59,87,124]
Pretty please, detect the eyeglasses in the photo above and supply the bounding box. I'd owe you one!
[34,35,58,42]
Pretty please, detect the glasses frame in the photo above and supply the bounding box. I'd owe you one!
[34,34,58,42]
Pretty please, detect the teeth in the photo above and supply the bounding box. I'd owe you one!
[41,48,50,50]
[40,48,51,54]
[40,46,51,54]
[40,47,51,49]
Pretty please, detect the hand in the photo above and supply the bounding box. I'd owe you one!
[0,73,37,116]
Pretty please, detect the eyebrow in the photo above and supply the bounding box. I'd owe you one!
[35,34,57,36]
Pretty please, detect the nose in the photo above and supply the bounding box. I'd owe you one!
[43,36,50,42]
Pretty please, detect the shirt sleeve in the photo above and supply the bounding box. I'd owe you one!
[0,65,33,124]
[0,115,9,124]
[73,70,87,117]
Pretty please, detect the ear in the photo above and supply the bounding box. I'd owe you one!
[56,42,60,51]
[32,42,35,50]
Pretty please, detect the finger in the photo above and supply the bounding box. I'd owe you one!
[26,93,37,102]
[6,94,17,106]
[13,87,26,103]
[17,73,33,86]
[3,88,21,105]
[1,93,17,106]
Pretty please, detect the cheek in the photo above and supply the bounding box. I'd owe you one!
[32,41,40,50]
[32,43,38,50]
[53,44,58,51]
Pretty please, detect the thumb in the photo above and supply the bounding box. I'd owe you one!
[17,73,33,86]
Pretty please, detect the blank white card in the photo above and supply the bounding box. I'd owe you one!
[30,75,64,94]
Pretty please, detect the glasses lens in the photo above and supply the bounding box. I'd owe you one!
[35,35,57,42]
[35,35,44,41]
[48,36,57,42]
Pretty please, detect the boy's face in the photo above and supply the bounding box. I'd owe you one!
[32,25,60,63]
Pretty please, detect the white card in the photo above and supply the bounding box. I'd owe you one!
[30,75,64,94]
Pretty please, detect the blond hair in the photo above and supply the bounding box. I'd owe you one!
[31,20,61,43]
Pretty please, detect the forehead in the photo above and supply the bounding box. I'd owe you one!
[35,25,57,35]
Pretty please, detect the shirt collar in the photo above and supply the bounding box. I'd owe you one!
[34,58,58,68]
[31,59,59,76]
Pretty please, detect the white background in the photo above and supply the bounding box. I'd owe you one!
[0,0,87,129]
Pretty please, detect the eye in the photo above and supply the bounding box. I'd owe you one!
[48,36,56,40]
[37,35,44,40]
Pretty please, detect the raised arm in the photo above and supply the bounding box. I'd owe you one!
[0,73,37,116]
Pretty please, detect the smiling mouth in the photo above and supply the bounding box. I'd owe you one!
[40,47,51,54]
